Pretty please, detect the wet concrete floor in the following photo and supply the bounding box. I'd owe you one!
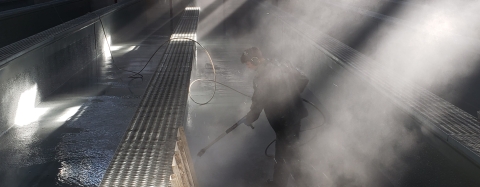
[2,1,480,187]
[185,0,480,187]
[0,15,174,186]
[186,37,480,187]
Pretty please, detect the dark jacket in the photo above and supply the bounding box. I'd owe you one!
[245,60,309,132]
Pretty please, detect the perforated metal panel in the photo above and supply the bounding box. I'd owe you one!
[183,7,200,18]
[99,8,199,187]
[452,135,480,156]
[311,30,480,136]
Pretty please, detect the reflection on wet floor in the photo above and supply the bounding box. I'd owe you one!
[0,15,174,186]
[3,1,480,186]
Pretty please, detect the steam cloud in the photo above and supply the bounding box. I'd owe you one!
[194,0,480,186]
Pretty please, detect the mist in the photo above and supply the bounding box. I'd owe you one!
[191,0,480,186]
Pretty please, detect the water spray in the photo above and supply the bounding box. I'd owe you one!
[196,116,255,157]
[186,42,327,158]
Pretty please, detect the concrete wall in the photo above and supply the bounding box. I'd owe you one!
[0,0,191,134]
[89,0,116,11]
[0,0,91,48]
[0,0,35,11]
[0,0,115,12]
[0,0,122,48]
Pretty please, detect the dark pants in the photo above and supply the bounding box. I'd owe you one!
[271,121,305,187]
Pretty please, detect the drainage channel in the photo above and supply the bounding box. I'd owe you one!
[99,7,199,187]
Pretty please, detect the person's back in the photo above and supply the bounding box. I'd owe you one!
[254,60,308,128]
[241,47,309,187]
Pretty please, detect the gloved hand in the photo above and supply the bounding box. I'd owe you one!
[245,122,255,129]
[238,116,254,129]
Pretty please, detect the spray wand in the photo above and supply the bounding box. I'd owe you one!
[197,116,254,157]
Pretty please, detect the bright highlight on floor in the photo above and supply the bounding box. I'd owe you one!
[14,84,49,126]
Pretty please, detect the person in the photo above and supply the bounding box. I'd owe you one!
[240,47,309,187]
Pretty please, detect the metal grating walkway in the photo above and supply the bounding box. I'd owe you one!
[99,7,199,187]
[260,2,480,166]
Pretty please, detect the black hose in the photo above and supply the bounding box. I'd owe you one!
[265,139,276,158]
